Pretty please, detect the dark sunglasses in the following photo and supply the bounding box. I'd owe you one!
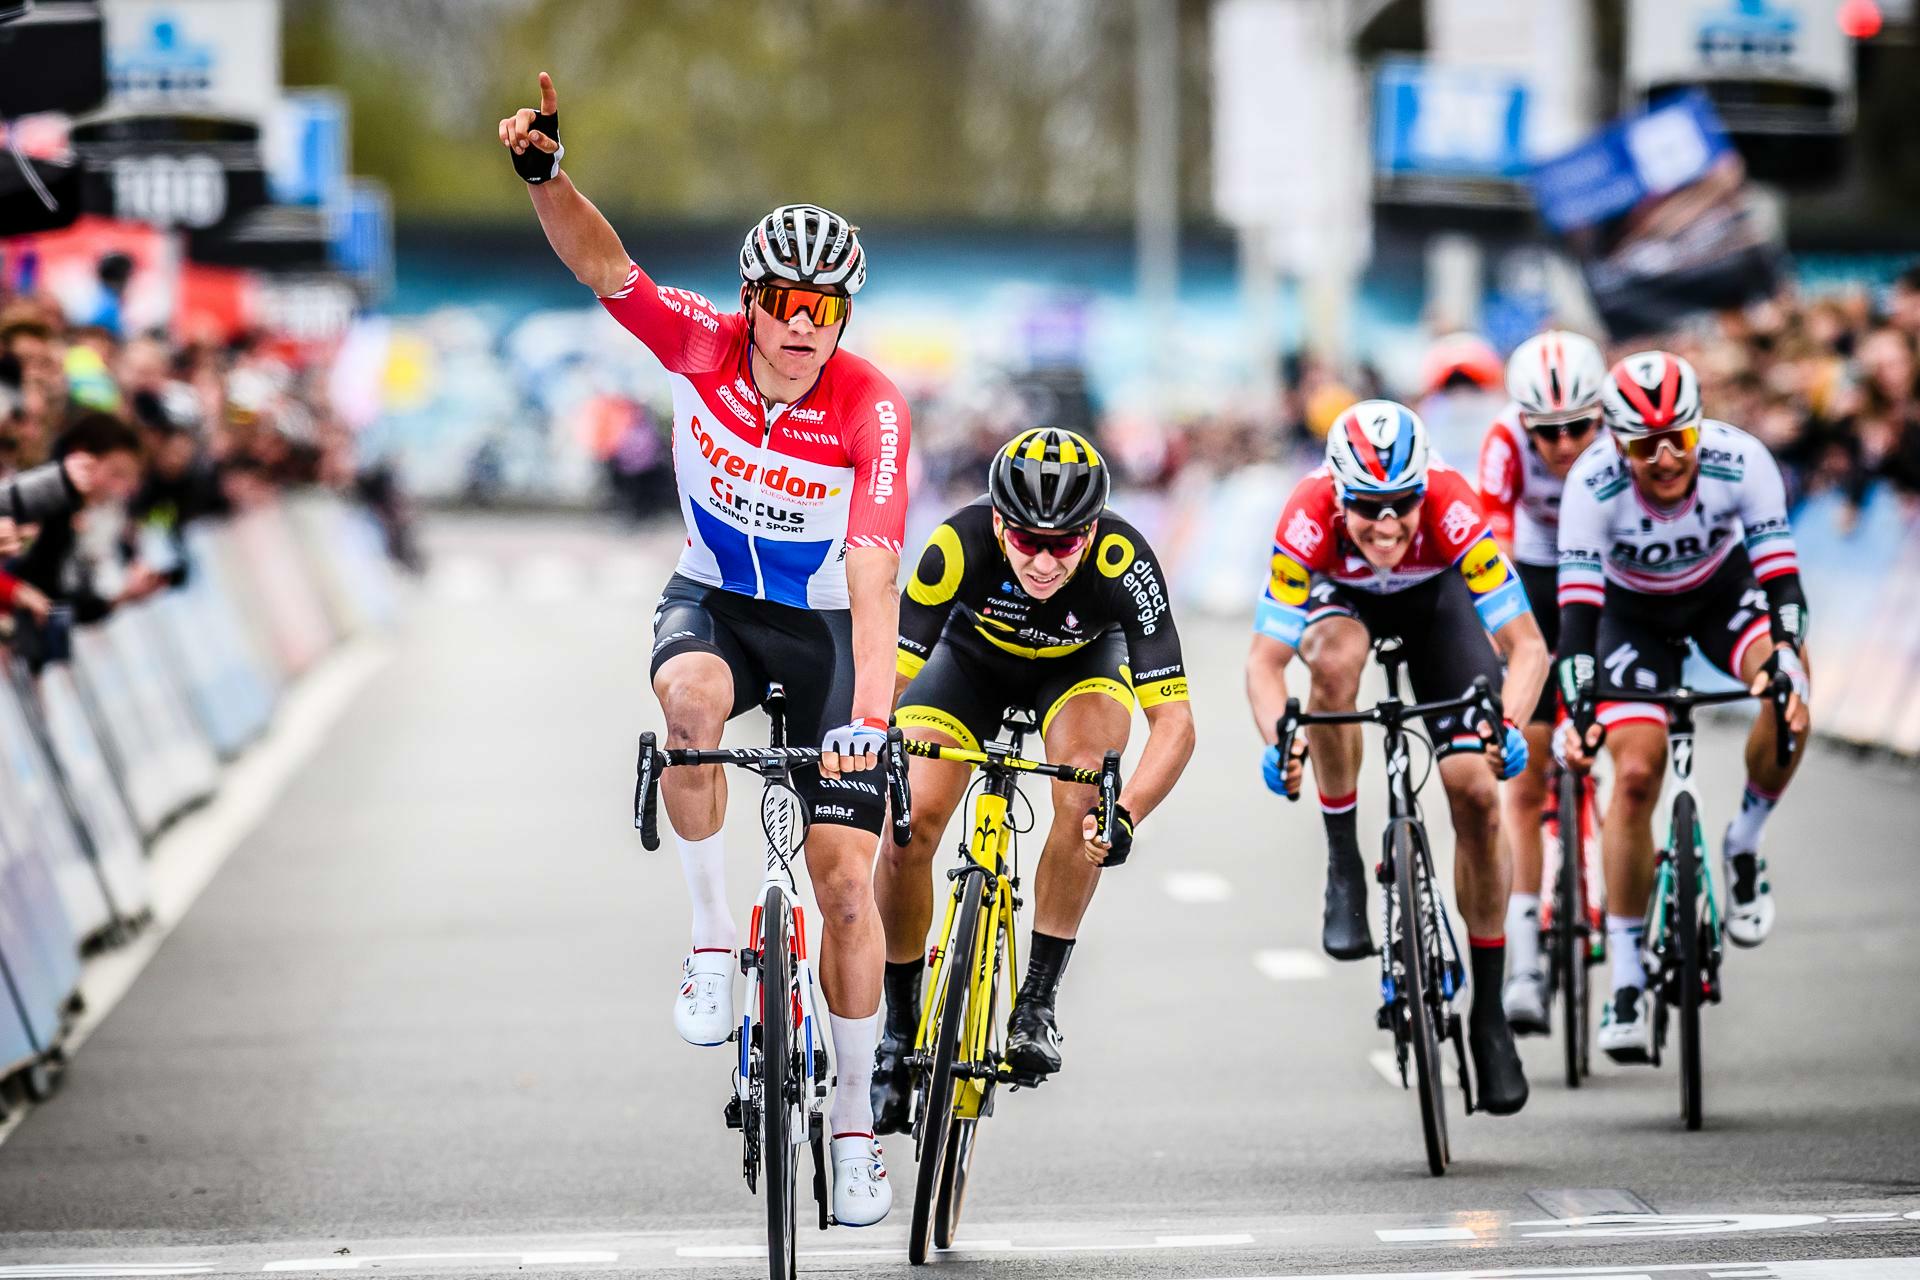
[1002,525,1089,558]
[752,283,850,326]
[1524,411,1603,443]
[1341,489,1423,521]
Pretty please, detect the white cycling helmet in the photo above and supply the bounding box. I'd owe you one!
[739,203,866,295]
[1601,350,1702,437]
[1327,399,1431,498]
[1506,330,1608,421]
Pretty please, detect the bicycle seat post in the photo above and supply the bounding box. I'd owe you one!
[764,682,788,750]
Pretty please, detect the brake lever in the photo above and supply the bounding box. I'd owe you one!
[635,732,662,850]
[1275,699,1304,803]
[1097,749,1122,845]
[1770,670,1796,769]
[886,724,913,848]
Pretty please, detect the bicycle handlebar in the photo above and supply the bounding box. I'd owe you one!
[1567,671,1796,769]
[901,737,1123,845]
[1272,676,1501,804]
[633,728,916,851]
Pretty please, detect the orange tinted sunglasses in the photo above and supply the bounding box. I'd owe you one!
[752,283,850,327]
[1618,424,1700,462]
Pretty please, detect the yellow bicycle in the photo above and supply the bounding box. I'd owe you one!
[901,711,1120,1264]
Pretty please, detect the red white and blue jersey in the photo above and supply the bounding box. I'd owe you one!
[1254,461,1529,647]
[599,262,909,609]
[1556,420,1798,607]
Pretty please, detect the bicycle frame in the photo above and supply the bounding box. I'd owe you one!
[1643,704,1721,989]
[739,773,829,1140]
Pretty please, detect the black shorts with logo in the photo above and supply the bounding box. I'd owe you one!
[1303,571,1504,757]
[1594,547,1773,731]
[897,626,1134,753]
[650,573,884,834]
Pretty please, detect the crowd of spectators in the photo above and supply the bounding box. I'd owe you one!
[0,271,418,656]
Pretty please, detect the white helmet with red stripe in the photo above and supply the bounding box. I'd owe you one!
[1506,330,1607,420]
[1601,350,1702,437]
[1326,399,1430,498]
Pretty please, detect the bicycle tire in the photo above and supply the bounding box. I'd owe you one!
[1393,820,1449,1176]
[935,919,999,1249]
[910,880,980,1264]
[1557,764,1588,1089]
[759,888,798,1280]
[1674,791,1704,1132]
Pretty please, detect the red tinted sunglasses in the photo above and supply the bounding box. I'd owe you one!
[752,283,850,326]
[1003,525,1088,558]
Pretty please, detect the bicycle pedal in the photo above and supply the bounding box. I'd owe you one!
[724,1096,743,1130]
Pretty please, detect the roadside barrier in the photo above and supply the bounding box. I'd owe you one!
[0,496,400,1108]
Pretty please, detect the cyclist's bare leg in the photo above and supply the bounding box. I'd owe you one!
[805,822,886,1019]
[1033,691,1132,938]
[1504,724,1552,902]
[874,735,971,963]
[1439,752,1507,938]
[1298,617,1369,799]
[1601,722,1667,921]
[652,650,732,838]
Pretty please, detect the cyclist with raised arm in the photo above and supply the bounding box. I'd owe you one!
[1244,401,1547,1116]
[1478,331,1610,1034]
[502,74,908,1224]
[868,428,1197,1128]
[1556,351,1810,1064]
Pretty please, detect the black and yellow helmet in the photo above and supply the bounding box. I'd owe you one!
[987,427,1110,532]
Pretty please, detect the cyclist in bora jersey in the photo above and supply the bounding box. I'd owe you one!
[1556,352,1810,1063]
[503,73,908,1224]
[1245,400,1547,1116]
[1477,330,1610,1034]
[868,428,1197,1129]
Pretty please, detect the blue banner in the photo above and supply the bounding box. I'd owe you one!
[1529,91,1734,233]
[268,91,348,209]
[1375,59,1530,179]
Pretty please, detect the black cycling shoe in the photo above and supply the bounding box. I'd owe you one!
[1322,856,1375,961]
[1004,996,1063,1077]
[870,1024,913,1136]
[1469,1017,1531,1117]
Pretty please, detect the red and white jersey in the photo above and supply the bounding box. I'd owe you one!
[1556,420,1798,607]
[599,262,909,609]
[1478,403,1586,569]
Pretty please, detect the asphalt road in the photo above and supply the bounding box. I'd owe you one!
[1,513,1916,1280]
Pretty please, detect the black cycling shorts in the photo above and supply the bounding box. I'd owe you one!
[1303,571,1504,757]
[650,574,884,834]
[897,627,1133,753]
[1594,547,1773,733]
[1517,560,1559,727]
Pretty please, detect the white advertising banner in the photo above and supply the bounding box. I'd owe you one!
[1627,0,1853,119]
[103,0,281,121]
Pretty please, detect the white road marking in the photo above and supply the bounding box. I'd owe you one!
[0,641,391,1151]
[1163,871,1233,903]
[1192,1258,1920,1280]
[1254,948,1330,981]
[1369,1048,1404,1086]
[1529,1188,1656,1218]
[1157,1233,1255,1247]
[1833,1213,1902,1221]
[678,1232,1259,1261]
[518,1253,620,1265]
[264,1251,614,1271]
[1514,1213,1830,1238]
[0,1269,215,1278]
[1376,1227,1477,1242]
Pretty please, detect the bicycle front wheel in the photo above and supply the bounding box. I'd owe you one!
[1673,792,1705,1132]
[1557,764,1590,1089]
[1392,820,1449,1176]
[935,916,1001,1249]
[910,881,980,1264]
[759,887,799,1280]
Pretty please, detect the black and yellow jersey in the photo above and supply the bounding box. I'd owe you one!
[897,497,1189,710]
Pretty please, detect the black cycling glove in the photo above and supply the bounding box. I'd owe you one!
[1087,798,1134,867]
[511,106,564,184]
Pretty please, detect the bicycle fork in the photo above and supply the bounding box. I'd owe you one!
[1643,726,1723,1011]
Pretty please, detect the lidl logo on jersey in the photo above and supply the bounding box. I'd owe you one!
[1461,534,1510,594]
[1268,549,1311,606]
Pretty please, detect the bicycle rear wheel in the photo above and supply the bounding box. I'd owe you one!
[1557,765,1590,1089]
[910,881,980,1264]
[758,887,798,1280]
[1392,820,1449,1176]
[1673,792,1704,1132]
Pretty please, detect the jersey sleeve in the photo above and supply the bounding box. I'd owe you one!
[1253,474,1334,649]
[1427,468,1528,634]
[1094,521,1187,708]
[597,262,735,375]
[1735,432,1809,645]
[898,507,977,678]
[1477,420,1523,547]
[842,378,910,555]
[1555,452,1612,661]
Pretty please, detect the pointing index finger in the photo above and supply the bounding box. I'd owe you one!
[538,71,558,114]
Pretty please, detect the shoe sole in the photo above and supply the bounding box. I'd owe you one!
[1323,938,1377,962]
[1507,1014,1550,1037]
[1602,1042,1652,1064]
[1004,1046,1060,1077]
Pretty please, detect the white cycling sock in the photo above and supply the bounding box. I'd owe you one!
[1505,894,1542,975]
[1607,914,1646,991]
[828,1011,880,1136]
[1724,780,1781,858]
[676,831,735,952]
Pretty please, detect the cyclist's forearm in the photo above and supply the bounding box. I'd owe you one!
[528,173,631,297]
[1245,634,1294,746]
[1495,614,1549,724]
[846,547,902,723]
[1121,701,1195,822]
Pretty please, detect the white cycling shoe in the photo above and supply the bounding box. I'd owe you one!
[830,1133,891,1227]
[1503,969,1550,1037]
[674,951,736,1047]
[1722,839,1775,948]
[1599,985,1653,1064]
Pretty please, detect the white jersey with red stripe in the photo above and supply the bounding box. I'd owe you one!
[598,262,909,610]
[1556,420,1798,609]
[1477,404,1584,568]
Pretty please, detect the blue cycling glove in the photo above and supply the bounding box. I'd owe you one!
[1499,719,1528,780]
[1261,743,1296,798]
